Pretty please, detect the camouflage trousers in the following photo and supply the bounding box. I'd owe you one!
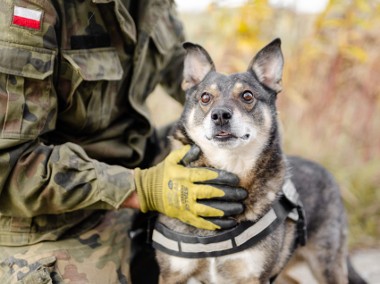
[0,209,135,284]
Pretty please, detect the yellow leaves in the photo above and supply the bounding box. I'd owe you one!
[311,0,379,66]
[341,45,368,63]
[234,0,274,57]
[217,0,273,47]
[237,20,250,35]
[318,17,344,29]
[316,0,380,34]
[355,0,372,13]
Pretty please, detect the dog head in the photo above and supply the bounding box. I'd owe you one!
[179,39,284,174]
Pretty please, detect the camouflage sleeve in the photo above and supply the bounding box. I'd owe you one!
[0,141,135,217]
[0,1,134,217]
[153,2,186,105]
[160,42,186,105]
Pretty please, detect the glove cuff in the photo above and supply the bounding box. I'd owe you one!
[134,166,165,213]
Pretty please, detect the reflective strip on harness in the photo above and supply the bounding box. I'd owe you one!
[152,194,295,258]
[181,237,233,253]
[234,209,276,246]
[153,230,180,251]
[153,209,277,255]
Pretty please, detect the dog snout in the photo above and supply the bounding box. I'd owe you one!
[211,107,232,126]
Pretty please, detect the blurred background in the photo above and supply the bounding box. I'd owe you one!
[148,0,380,252]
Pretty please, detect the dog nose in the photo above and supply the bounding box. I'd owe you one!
[211,107,232,126]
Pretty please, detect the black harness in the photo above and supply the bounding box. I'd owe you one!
[152,180,307,259]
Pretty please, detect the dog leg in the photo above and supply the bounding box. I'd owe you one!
[300,243,348,284]
[275,254,305,284]
[275,274,300,284]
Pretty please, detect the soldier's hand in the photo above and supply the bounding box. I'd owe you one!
[134,145,247,230]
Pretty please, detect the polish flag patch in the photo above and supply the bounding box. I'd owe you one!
[12,6,43,30]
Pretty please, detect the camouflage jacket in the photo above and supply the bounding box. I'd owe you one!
[0,0,185,245]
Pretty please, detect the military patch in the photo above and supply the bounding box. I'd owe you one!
[12,6,43,30]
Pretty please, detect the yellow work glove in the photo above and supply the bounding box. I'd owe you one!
[134,145,247,230]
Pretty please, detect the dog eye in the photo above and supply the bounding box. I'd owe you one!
[200,92,212,104]
[241,91,254,103]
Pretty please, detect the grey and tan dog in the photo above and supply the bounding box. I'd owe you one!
[153,39,366,284]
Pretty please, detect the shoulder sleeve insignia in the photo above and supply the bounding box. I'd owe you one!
[12,6,43,30]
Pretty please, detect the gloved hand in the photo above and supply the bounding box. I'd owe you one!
[134,145,247,230]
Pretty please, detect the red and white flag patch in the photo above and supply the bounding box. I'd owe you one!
[12,6,43,30]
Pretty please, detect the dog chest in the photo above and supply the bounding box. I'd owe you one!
[167,248,267,283]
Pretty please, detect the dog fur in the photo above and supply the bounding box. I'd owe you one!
[155,39,366,284]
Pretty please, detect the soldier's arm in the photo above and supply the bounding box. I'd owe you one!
[0,2,136,217]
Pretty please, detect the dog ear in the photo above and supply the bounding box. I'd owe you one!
[182,42,216,91]
[248,38,284,93]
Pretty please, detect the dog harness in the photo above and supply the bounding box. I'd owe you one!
[152,180,306,258]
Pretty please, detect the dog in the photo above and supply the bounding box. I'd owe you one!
[153,39,366,284]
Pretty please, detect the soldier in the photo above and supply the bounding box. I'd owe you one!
[0,0,245,282]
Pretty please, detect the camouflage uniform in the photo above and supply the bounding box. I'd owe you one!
[0,0,185,282]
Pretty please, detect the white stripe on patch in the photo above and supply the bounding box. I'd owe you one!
[14,6,42,21]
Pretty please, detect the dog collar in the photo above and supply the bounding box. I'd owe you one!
[152,180,306,258]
